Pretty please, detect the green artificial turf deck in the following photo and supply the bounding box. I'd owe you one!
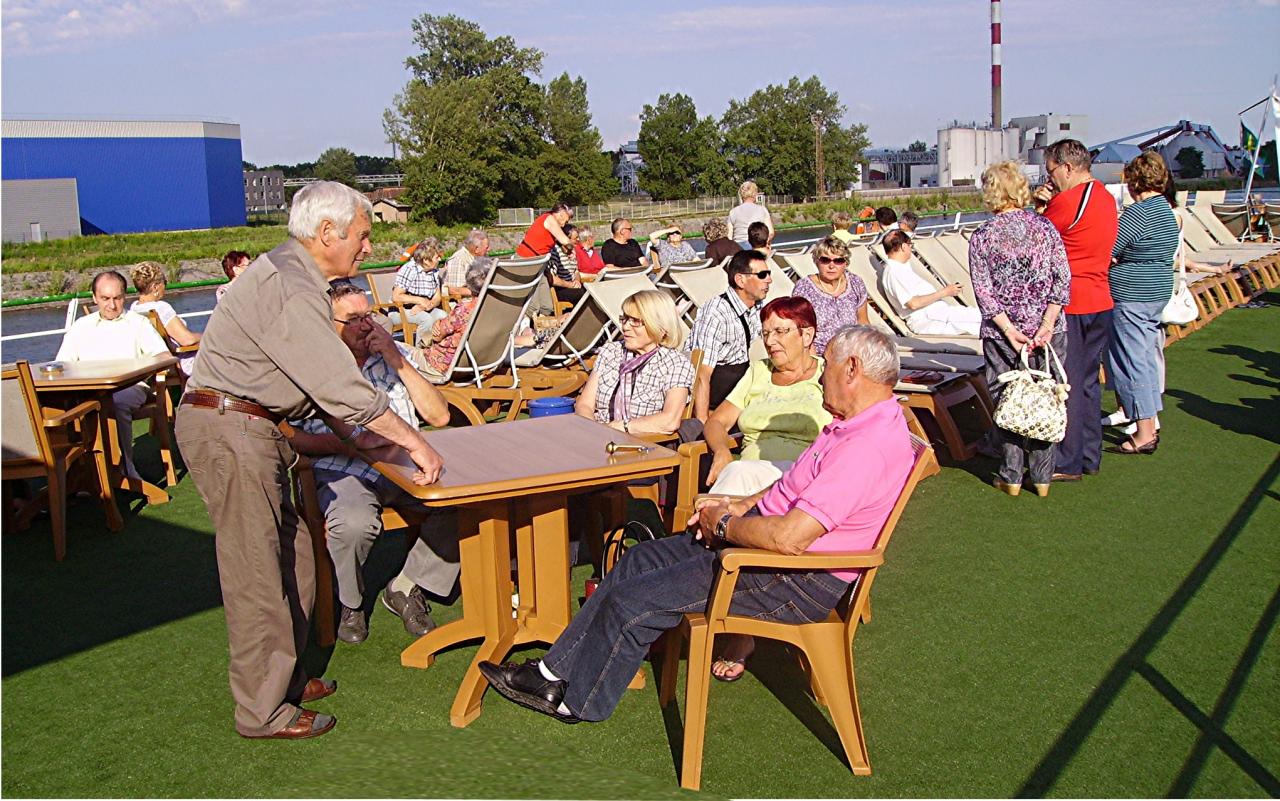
[3,294,1278,798]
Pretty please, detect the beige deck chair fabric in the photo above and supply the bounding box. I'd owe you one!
[424,255,547,386]
[845,246,981,355]
[908,236,978,307]
[1192,190,1225,206]
[1188,205,1278,254]
[774,251,818,279]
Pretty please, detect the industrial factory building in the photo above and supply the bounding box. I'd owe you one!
[1,118,246,241]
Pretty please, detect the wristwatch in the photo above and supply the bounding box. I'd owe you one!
[713,512,733,545]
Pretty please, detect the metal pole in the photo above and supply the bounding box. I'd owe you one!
[1241,82,1273,205]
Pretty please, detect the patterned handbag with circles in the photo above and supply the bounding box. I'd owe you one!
[993,344,1071,443]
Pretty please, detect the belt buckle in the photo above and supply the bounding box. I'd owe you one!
[217,393,227,415]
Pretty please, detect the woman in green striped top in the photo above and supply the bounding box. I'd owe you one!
[1107,152,1179,454]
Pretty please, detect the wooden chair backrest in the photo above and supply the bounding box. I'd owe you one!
[1,361,51,465]
[841,434,933,640]
[366,269,399,306]
[143,310,179,356]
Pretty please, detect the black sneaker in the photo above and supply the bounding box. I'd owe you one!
[478,659,581,724]
[337,605,367,644]
[381,582,437,637]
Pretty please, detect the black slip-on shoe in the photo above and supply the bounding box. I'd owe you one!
[478,660,581,724]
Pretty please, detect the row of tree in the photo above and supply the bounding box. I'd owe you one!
[243,153,399,180]
[383,15,870,224]
[637,80,869,201]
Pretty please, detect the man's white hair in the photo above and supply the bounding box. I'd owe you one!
[287,182,373,242]
[826,325,899,385]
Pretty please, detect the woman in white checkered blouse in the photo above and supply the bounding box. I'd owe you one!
[574,290,695,436]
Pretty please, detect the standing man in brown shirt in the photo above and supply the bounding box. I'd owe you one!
[176,182,443,739]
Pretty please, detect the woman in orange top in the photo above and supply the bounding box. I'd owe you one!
[515,202,575,257]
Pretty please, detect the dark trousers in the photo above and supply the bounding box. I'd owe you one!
[1055,311,1111,475]
[175,405,314,737]
[542,534,847,722]
[984,331,1068,485]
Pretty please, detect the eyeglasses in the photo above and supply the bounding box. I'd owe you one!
[332,312,374,326]
[762,326,797,339]
[817,256,849,266]
[739,269,771,279]
[617,314,644,329]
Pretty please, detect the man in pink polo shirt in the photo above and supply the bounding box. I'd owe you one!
[479,325,915,723]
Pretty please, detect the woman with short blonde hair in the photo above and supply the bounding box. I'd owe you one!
[129,260,201,374]
[575,290,693,435]
[728,180,772,246]
[969,160,1071,496]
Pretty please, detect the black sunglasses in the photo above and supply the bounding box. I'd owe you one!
[738,269,771,279]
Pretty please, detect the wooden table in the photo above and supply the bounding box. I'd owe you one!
[31,355,179,505]
[372,414,679,727]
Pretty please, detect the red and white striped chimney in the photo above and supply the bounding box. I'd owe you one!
[991,0,1002,129]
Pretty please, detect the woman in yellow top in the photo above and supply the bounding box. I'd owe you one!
[703,295,832,496]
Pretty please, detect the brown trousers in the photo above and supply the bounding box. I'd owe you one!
[175,404,315,736]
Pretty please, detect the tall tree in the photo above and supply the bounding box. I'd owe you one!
[721,76,869,199]
[314,147,358,187]
[1174,147,1205,179]
[529,73,616,206]
[385,14,547,223]
[636,93,732,200]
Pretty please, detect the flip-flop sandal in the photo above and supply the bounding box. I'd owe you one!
[711,658,746,683]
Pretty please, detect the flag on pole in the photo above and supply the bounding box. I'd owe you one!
[1241,122,1258,153]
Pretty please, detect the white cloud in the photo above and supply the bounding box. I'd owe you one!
[0,0,309,55]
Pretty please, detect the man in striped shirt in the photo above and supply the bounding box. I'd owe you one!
[685,249,770,421]
[289,282,456,645]
[1035,139,1117,481]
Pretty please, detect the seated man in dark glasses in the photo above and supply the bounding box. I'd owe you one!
[684,249,772,422]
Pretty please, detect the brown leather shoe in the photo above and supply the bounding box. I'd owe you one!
[241,709,336,740]
[301,678,336,703]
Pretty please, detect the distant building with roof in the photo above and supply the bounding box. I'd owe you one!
[2,118,247,235]
[244,169,286,214]
[1088,120,1233,182]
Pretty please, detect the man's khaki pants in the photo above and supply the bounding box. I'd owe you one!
[175,404,314,737]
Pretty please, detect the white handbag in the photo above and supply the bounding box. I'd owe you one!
[993,343,1071,443]
[1161,243,1199,325]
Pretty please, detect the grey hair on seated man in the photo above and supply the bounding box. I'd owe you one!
[465,257,494,296]
[287,182,373,242]
[824,324,900,385]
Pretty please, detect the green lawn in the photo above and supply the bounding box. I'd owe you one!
[3,296,1277,798]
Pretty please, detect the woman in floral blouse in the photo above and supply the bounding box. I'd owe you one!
[791,235,869,356]
[421,258,492,376]
[969,161,1071,498]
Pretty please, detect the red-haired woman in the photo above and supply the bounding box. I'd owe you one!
[215,250,251,304]
[702,295,832,496]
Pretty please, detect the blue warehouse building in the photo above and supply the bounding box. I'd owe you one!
[2,119,247,235]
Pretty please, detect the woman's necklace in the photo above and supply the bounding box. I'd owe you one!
[817,272,846,297]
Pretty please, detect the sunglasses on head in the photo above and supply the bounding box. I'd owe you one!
[817,256,849,266]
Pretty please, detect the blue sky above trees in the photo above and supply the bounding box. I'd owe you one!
[3,0,1277,166]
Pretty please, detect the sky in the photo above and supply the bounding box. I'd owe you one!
[3,0,1279,167]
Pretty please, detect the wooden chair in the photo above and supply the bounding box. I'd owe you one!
[366,269,418,345]
[2,360,123,561]
[658,435,935,790]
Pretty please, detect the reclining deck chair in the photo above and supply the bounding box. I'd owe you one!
[909,235,979,307]
[658,435,936,790]
[422,255,548,390]
[846,247,981,356]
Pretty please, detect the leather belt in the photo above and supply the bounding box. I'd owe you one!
[180,389,282,424]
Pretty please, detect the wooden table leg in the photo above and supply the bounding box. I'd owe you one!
[401,506,497,670]
[516,495,572,644]
[448,504,517,728]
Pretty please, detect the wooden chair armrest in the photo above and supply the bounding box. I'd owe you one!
[717,547,884,572]
[174,343,200,355]
[42,399,101,428]
[636,431,678,445]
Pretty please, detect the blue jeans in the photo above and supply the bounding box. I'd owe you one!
[1056,310,1112,475]
[542,534,848,722]
[1107,300,1166,421]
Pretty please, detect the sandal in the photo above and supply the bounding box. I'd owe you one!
[711,658,746,683]
[1113,435,1159,455]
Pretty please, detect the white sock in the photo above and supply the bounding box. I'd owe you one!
[557,702,572,716]
[538,660,561,682]
[389,573,415,595]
